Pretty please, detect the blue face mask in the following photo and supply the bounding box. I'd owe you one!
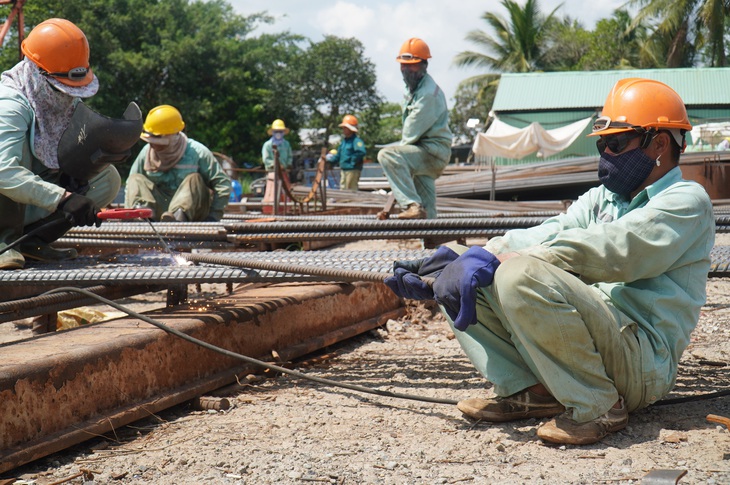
[598,147,655,197]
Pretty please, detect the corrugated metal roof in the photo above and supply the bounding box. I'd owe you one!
[492,68,730,112]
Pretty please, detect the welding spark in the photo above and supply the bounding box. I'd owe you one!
[174,255,192,266]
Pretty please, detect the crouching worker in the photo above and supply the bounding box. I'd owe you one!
[125,105,231,222]
[384,78,714,445]
[0,18,143,270]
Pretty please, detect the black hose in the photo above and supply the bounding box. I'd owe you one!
[0,216,71,256]
[42,285,728,410]
[45,287,459,406]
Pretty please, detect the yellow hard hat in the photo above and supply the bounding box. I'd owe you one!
[268,119,290,135]
[143,105,185,136]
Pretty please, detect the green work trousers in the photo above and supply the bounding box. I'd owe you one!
[125,172,211,221]
[449,254,645,423]
[377,144,448,219]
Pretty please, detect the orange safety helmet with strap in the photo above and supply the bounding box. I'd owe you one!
[396,38,431,64]
[589,78,692,151]
[21,18,94,88]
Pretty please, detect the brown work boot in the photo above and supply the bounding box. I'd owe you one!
[457,390,565,422]
[537,397,628,445]
[0,247,25,270]
[398,203,426,219]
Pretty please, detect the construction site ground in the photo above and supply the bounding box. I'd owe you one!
[4,235,730,485]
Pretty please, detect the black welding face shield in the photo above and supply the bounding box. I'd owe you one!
[57,101,143,181]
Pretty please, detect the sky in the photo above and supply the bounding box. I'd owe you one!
[229,0,627,105]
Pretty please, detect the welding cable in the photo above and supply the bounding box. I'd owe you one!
[0,216,72,256]
[45,287,459,406]
[43,286,729,408]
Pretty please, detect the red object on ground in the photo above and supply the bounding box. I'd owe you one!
[97,208,153,220]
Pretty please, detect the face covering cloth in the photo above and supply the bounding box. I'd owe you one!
[598,147,655,197]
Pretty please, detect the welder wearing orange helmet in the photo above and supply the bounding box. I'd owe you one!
[377,38,452,219]
[386,78,714,445]
[0,18,142,270]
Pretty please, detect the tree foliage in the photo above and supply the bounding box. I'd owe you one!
[627,0,728,67]
[452,0,562,76]
[449,82,497,144]
[0,0,384,173]
[541,18,592,71]
[291,35,382,148]
[577,10,653,70]
[359,102,402,155]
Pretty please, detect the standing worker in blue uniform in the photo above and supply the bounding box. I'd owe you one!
[385,78,714,445]
[377,38,452,219]
[0,18,142,270]
[125,105,231,222]
[328,115,367,191]
[261,119,293,212]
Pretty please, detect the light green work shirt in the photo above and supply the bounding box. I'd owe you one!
[129,138,231,220]
[0,84,66,212]
[485,166,714,393]
[262,138,293,172]
[401,73,452,157]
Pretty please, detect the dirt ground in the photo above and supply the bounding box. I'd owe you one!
[4,236,730,485]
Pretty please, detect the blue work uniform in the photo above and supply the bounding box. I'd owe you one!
[377,72,452,218]
[331,134,366,190]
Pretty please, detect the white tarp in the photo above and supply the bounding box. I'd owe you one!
[689,122,730,147]
[473,116,594,159]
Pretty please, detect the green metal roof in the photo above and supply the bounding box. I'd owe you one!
[492,68,730,112]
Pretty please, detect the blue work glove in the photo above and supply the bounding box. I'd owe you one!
[433,246,501,331]
[384,246,460,300]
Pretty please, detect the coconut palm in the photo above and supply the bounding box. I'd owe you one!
[453,0,562,81]
[626,0,728,67]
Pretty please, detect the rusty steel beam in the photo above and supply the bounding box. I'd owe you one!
[0,280,402,473]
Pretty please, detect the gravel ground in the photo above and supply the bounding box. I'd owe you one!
[4,237,730,484]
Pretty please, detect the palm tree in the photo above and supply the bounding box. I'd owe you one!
[627,0,728,67]
[452,0,562,79]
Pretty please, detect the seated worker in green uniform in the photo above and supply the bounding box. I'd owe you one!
[125,105,231,222]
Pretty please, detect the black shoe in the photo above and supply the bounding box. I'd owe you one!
[20,238,78,262]
[161,208,188,222]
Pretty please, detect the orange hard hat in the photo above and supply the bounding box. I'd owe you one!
[590,78,692,137]
[339,114,358,132]
[396,38,431,64]
[22,18,94,88]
